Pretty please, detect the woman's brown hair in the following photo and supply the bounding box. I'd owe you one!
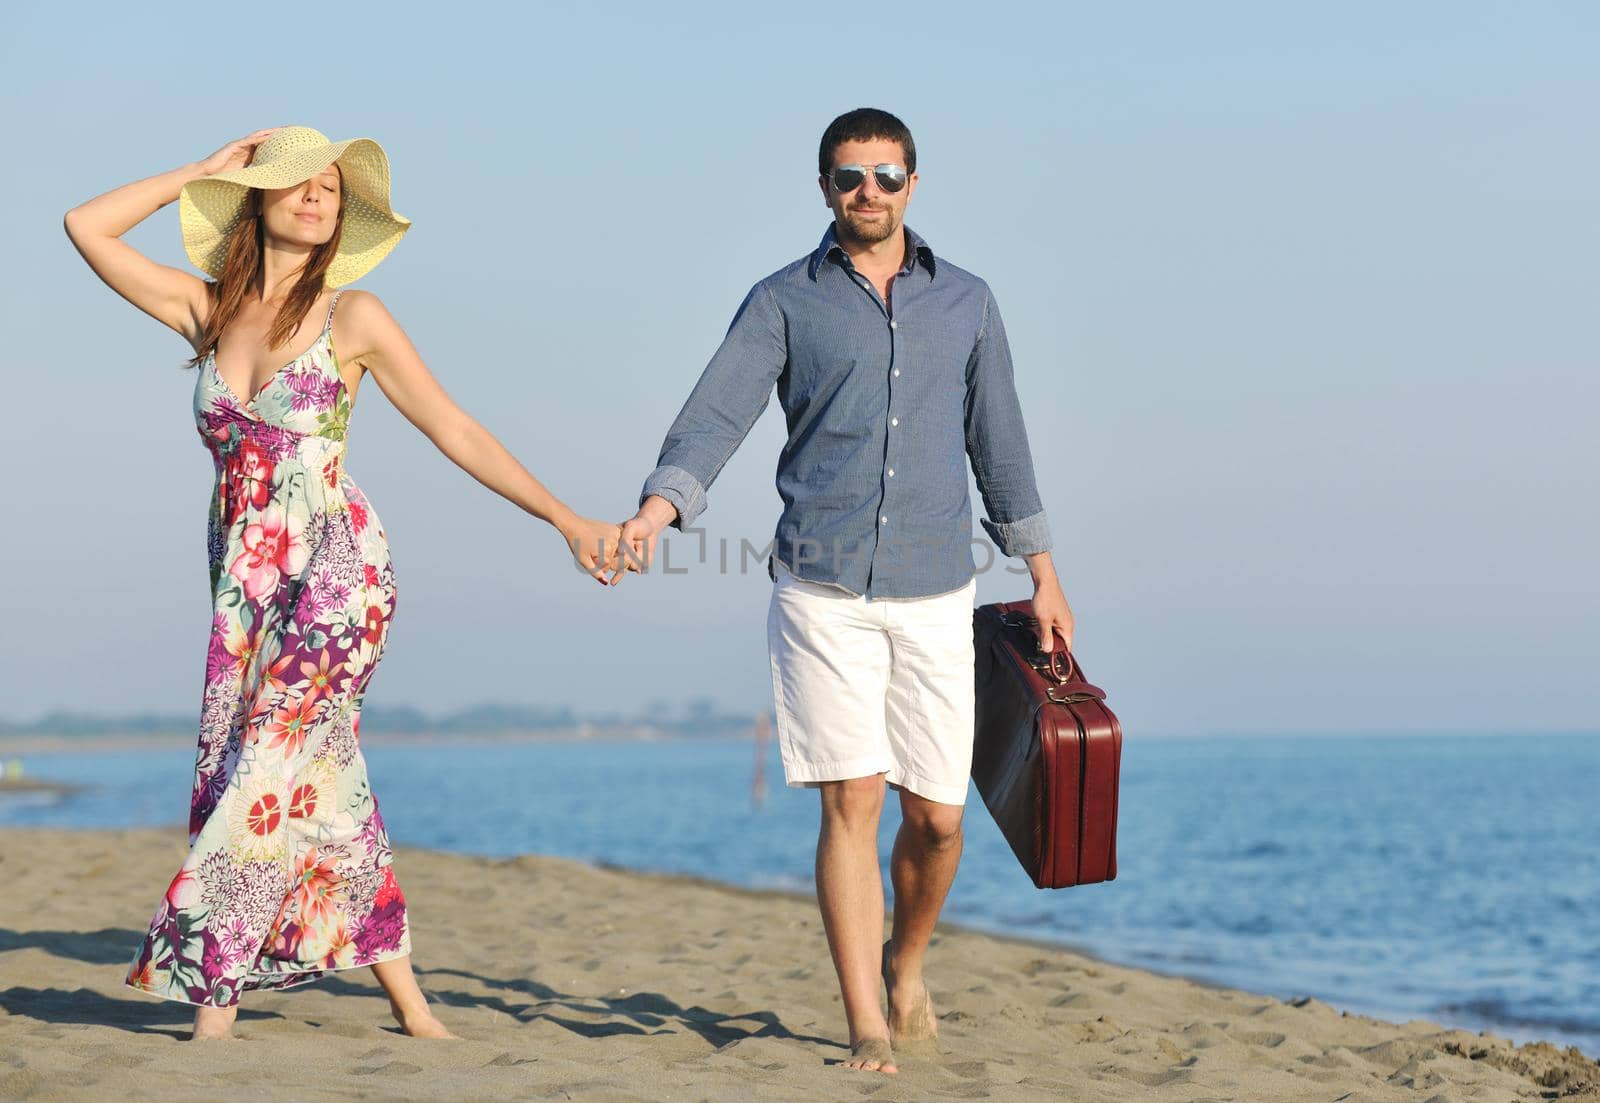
[185,174,347,369]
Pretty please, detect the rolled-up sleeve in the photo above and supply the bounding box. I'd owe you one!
[964,286,1052,557]
[640,281,788,530]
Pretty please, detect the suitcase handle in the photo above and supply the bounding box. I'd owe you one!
[999,611,1075,684]
[1030,649,1074,684]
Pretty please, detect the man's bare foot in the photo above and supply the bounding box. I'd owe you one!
[190,1004,237,1041]
[842,1037,899,1074]
[882,940,941,1053]
[390,1002,458,1039]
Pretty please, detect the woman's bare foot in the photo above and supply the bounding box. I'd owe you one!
[390,1002,458,1039]
[882,940,941,1053]
[190,1004,238,1041]
[371,955,458,1038]
[842,1037,899,1074]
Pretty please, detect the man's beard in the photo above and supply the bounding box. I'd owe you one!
[838,204,901,245]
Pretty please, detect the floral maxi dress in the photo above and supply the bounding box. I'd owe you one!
[127,291,411,1007]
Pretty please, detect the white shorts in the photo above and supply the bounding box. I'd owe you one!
[765,560,978,805]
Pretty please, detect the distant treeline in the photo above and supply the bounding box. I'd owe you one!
[0,699,763,739]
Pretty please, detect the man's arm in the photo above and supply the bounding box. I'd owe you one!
[616,282,788,580]
[965,286,1074,650]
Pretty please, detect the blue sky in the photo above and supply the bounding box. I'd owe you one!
[2,2,1594,734]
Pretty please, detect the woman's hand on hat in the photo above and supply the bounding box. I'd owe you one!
[196,129,282,177]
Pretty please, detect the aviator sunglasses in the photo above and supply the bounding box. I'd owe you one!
[827,163,909,194]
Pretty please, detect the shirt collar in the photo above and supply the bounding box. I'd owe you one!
[808,223,937,281]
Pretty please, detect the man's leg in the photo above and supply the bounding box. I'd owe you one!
[886,789,964,1045]
[768,567,898,1072]
[816,774,898,1073]
[879,575,979,1049]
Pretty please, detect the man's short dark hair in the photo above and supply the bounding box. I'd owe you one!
[818,108,917,177]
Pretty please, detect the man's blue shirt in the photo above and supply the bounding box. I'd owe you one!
[641,224,1051,600]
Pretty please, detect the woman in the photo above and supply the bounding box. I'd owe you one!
[63,126,625,1040]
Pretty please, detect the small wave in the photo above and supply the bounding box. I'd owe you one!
[1145,948,1220,966]
[1224,913,1277,936]
[1437,997,1600,1040]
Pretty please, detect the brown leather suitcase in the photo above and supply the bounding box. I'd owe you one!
[972,600,1122,889]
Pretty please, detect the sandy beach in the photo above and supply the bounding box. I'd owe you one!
[0,828,1594,1102]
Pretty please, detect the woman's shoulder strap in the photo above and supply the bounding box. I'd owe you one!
[324,289,344,333]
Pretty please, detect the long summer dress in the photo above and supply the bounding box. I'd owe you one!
[126,291,411,1008]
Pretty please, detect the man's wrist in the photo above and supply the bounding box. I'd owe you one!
[638,494,678,532]
[1025,550,1058,588]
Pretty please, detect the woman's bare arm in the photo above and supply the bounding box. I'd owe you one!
[63,129,278,348]
[339,290,625,583]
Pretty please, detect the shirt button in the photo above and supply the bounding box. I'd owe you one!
[880,515,888,525]
[887,468,895,477]
[890,417,899,427]
[890,320,898,329]
[892,369,900,377]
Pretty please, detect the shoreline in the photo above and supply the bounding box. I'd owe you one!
[6,736,1593,1069]
[4,818,1596,1063]
[1,827,1595,1102]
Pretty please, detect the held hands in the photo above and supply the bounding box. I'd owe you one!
[607,495,677,587]
[560,516,627,586]
[561,495,674,586]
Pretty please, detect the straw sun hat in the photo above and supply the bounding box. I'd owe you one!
[179,126,411,287]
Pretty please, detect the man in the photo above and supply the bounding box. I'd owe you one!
[619,108,1073,1075]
